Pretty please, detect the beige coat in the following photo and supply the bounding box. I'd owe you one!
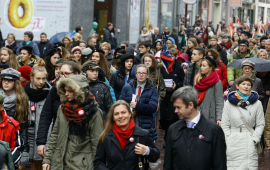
[264,98,270,147]
[221,96,265,170]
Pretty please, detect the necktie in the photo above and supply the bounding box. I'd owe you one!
[138,86,142,97]
[187,121,195,128]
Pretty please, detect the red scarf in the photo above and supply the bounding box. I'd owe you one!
[225,43,232,50]
[196,70,220,105]
[113,119,135,150]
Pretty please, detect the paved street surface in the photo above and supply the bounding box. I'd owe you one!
[151,124,270,170]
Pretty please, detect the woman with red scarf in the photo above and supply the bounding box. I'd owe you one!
[94,100,160,170]
[222,34,233,54]
[194,56,224,126]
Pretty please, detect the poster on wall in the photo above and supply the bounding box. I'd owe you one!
[144,0,158,32]
[0,0,70,40]
[129,0,141,44]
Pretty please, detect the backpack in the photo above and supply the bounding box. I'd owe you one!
[0,140,15,170]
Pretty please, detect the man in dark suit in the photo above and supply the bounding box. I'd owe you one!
[152,27,162,48]
[164,86,227,170]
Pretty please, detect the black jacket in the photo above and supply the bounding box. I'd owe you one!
[1,39,18,52]
[38,40,53,59]
[164,114,227,170]
[151,33,162,47]
[94,125,160,170]
[103,28,115,49]
[110,69,130,100]
[36,83,60,146]
[208,45,228,65]
[107,54,113,68]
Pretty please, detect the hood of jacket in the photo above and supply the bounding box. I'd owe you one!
[57,75,89,104]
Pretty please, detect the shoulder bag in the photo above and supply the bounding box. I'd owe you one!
[237,107,263,154]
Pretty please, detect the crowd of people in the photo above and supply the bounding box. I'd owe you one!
[0,20,269,170]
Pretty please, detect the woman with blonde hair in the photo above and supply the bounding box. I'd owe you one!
[100,42,113,68]
[60,36,72,49]
[257,49,268,60]
[249,38,258,55]
[94,100,160,170]
[0,47,20,71]
[1,33,18,51]
[194,56,223,125]
[184,37,198,61]
[66,33,82,52]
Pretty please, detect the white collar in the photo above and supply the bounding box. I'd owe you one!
[187,111,201,127]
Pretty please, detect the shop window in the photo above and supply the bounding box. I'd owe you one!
[258,7,264,22]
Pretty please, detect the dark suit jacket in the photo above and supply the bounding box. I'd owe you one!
[94,125,160,170]
[151,33,162,48]
[164,114,227,170]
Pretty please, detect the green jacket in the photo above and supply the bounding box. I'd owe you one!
[0,141,14,170]
[227,48,255,82]
[43,106,103,170]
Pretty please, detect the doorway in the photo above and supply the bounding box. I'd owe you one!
[94,0,113,42]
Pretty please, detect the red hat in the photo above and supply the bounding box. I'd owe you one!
[18,65,32,80]
[71,46,81,54]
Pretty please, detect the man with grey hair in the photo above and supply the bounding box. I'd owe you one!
[264,39,270,59]
[152,27,162,48]
[163,86,226,170]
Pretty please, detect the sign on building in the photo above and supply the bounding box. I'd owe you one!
[230,0,242,7]
[144,0,159,31]
[0,0,71,40]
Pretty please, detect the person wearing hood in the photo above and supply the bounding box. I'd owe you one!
[16,31,40,56]
[227,40,255,86]
[207,35,228,65]
[1,33,18,52]
[221,76,265,170]
[110,53,134,100]
[38,32,53,59]
[135,26,152,51]
[82,61,113,121]
[22,64,52,170]
[120,64,158,141]
[42,75,103,170]
[100,42,113,68]
[229,60,265,102]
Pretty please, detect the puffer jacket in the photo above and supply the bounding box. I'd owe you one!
[120,78,158,140]
[227,48,255,82]
[43,76,103,170]
[221,91,265,169]
[16,41,40,56]
[89,80,113,120]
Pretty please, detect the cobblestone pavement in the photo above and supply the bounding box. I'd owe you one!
[151,125,270,170]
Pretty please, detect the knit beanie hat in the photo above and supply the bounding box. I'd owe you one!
[168,37,175,45]
[71,46,81,54]
[239,39,249,47]
[203,56,217,68]
[18,65,32,80]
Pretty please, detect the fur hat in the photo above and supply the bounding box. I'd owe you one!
[57,75,89,104]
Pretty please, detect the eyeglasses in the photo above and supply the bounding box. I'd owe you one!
[136,72,147,75]
[59,72,74,77]
[2,79,14,83]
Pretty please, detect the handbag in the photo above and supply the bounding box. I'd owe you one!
[137,137,150,170]
[237,108,263,154]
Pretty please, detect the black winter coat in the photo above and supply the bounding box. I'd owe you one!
[151,33,162,48]
[160,60,185,130]
[169,33,179,48]
[36,84,60,146]
[103,28,115,49]
[1,39,18,52]
[94,125,160,170]
[38,40,53,59]
[110,69,131,100]
[164,114,227,170]
[89,80,113,120]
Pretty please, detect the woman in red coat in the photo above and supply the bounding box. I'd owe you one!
[206,49,228,91]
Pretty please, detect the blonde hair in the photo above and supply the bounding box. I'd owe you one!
[194,59,215,85]
[0,47,20,70]
[100,42,111,51]
[257,49,268,59]
[61,36,72,44]
[184,38,198,53]
[7,33,16,40]
[99,100,133,142]
[74,33,82,41]
[31,60,48,78]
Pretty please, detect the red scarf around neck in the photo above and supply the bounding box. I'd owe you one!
[113,119,135,150]
[225,43,232,50]
[196,70,220,105]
